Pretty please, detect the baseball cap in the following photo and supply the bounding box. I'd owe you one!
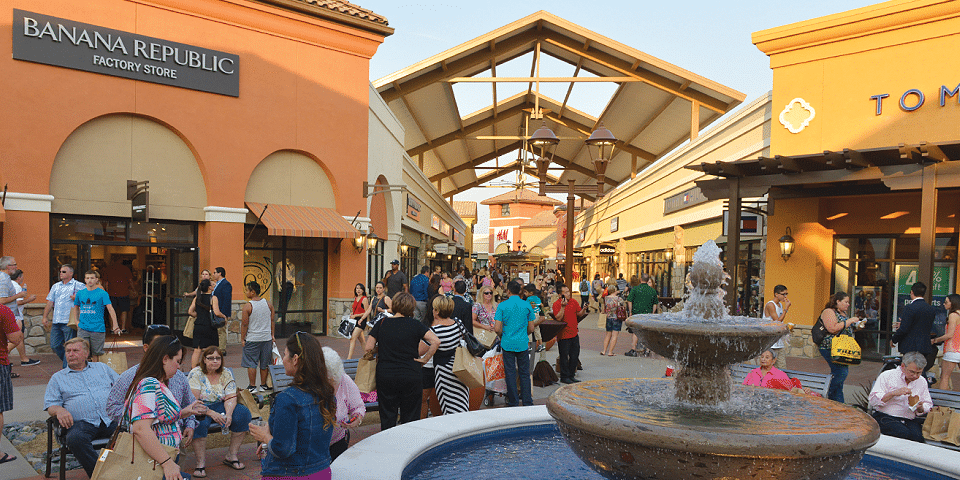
[390,259,400,265]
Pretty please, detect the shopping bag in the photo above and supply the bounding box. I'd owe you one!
[238,388,262,418]
[923,406,951,442]
[944,407,960,446]
[218,325,227,354]
[355,351,377,393]
[830,334,861,365]
[101,351,128,375]
[271,342,282,365]
[68,307,79,331]
[452,346,485,389]
[483,348,506,393]
[475,329,497,349]
[90,431,178,480]
[337,315,356,338]
[183,316,196,339]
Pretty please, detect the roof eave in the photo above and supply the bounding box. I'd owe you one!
[256,0,394,37]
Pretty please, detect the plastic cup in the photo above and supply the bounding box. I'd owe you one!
[665,366,674,377]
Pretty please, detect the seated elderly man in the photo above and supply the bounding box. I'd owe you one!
[868,351,933,443]
[43,338,120,477]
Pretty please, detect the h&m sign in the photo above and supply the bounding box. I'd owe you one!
[13,10,239,97]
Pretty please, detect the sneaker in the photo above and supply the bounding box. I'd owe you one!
[536,345,545,352]
[247,385,258,393]
[20,359,40,366]
[253,385,265,393]
[260,384,273,391]
[624,349,638,357]
[120,329,129,334]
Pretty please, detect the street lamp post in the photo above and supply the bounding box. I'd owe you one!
[532,122,619,287]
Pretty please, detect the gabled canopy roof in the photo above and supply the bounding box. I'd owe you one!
[374,11,744,198]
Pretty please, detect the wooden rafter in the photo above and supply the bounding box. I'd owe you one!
[559,58,584,118]
[446,161,524,196]
[397,86,458,189]
[429,141,523,182]
[407,102,530,158]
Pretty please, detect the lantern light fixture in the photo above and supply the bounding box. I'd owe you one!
[779,227,796,261]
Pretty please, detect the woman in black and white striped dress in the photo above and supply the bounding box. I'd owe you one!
[429,296,470,415]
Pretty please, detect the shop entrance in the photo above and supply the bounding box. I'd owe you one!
[50,216,198,331]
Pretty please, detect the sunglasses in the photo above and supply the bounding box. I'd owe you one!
[483,292,493,295]
[147,324,173,335]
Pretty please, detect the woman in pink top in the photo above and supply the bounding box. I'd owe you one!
[743,350,791,388]
[440,272,453,295]
[933,293,960,390]
[322,347,365,461]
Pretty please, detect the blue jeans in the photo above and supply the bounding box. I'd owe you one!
[502,349,533,407]
[50,323,75,368]
[193,400,251,438]
[819,347,848,403]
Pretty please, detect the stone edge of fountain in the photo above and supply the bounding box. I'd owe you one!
[329,406,960,480]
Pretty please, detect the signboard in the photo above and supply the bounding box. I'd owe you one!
[610,217,619,233]
[892,263,954,354]
[599,245,616,255]
[452,229,462,243]
[132,190,149,222]
[722,211,764,237]
[433,243,449,254]
[406,194,421,221]
[664,187,708,215]
[494,228,513,250]
[13,10,240,97]
[431,215,441,231]
[440,221,451,236]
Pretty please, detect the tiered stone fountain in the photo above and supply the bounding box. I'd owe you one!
[547,241,880,480]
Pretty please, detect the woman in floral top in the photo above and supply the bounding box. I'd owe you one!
[187,345,251,477]
[472,286,497,332]
[123,335,206,480]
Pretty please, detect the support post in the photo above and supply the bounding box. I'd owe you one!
[919,163,938,301]
[724,178,741,315]
[565,179,576,287]
[691,100,700,141]
[418,152,424,171]
[631,153,637,179]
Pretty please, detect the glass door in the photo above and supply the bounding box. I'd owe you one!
[167,248,197,331]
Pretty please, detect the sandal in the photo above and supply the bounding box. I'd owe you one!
[0,452,17,464]
[223,458,245,470]
[192,467,207,478]
[9,372,18,379]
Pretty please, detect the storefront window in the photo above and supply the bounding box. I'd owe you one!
[243,225,327,337]
[367,240,384,293]
[831,235,956,360]
[401,246,419,281]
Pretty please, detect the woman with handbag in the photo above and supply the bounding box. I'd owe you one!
[601,282,625,356]
[472,286,498,333]
[188,279,226,368]
[122,335,206,480]
[346,283,369,359]
[249,332,337,479]
[817,292,862,402]
[429,296,470,415]
[933,293,960,390]
[187,346,251,477]
[365,293,439,430]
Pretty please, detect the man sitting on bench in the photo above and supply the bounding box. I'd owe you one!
[869,351,932,443]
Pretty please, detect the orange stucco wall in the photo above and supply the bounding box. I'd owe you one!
[1,0,384,301]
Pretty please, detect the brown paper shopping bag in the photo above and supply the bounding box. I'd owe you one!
[474,329,497,349]
[452,346,484,389]
[101,350,128,375]
[944,407,960,446]
[90,432,178,480]
[923,407,951,441]
[355,352,377,393]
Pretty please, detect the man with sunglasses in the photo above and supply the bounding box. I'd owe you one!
[43,264,84,369]
[105,325,204,447]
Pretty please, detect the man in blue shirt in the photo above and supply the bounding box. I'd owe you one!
[212,266,233,352]
[73,270,120,362]
[495,280,542,406]
[44,337,119,477]
[410,265,430,322]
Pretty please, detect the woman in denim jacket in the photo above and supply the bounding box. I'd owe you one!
[250,332,337,479]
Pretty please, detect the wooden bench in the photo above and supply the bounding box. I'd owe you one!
[729,363,832,397]
[268,361,379,412]
[926,388,960,451]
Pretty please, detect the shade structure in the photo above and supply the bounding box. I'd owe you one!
[245,202,359,238]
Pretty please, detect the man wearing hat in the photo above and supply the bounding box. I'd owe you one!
[384,260,408,299]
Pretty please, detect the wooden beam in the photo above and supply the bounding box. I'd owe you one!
[448,76,642,83]
[920,141,951,162]
[631,153,637,179]
[398,87,458,190]
[690,100,700,141]
[380,30,542,103]
[407,102,530,158]
[559,57,584,118]
[446,161,524,196]
[541,35,731,113]
[428,141,523,182]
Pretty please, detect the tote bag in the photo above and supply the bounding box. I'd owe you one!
[452,346,485,389]
[830,333,861,365]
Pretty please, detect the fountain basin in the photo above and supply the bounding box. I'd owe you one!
[547,378,880,480]
[626,314,789,367]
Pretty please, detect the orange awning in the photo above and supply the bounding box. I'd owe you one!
[245,202,358,239]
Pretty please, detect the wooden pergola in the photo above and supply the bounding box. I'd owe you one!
[374,11,745,201]
[690,141,960,310]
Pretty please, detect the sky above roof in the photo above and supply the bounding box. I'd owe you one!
[361,0,872,231]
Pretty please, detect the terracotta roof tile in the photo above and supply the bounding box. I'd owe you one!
[288,0,389,26]
[520,211,559,228]
[479,189,563,206]
[452,201,477,219]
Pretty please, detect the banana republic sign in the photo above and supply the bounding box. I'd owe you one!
[12,10,239,97]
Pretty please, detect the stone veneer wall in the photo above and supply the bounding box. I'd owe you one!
[327,297,352,336]
[782,324,820,359]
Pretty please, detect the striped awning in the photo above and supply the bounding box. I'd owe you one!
[245,202,359,239]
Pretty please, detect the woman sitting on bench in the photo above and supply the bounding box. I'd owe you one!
[743,350,818,395]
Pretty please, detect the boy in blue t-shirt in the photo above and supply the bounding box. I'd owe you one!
[73,270,120,361]
[522,284,545,351]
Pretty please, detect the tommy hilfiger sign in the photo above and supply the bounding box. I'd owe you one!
[13,9,240,97]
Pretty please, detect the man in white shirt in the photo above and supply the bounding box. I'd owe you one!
[42,264,84,369]
[868,351,932,443]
